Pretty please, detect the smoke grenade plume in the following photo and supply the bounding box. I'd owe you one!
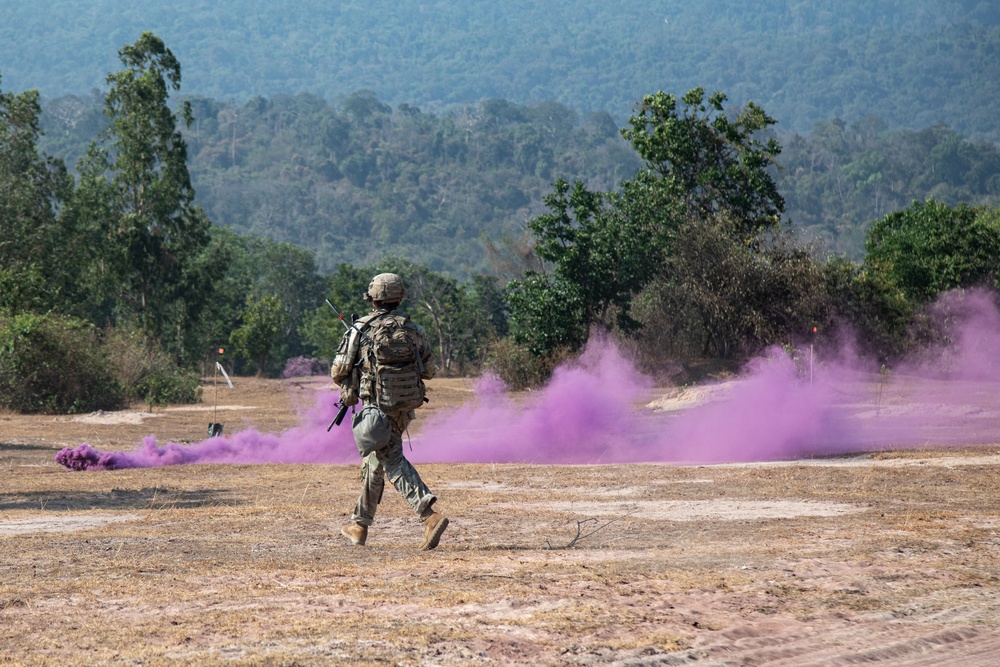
[56,391,359,470]
[57,289,1000,471]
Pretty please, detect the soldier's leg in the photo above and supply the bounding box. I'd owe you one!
[377,413,436,517]
[351,451,386,526]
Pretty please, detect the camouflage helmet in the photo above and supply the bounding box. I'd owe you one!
[365,272,406,302]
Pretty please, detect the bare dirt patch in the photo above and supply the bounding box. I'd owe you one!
[0,513,141,535]
[2,375,1000,666]
[522,499,861,521]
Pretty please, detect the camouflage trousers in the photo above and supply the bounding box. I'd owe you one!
[351,410,436,526]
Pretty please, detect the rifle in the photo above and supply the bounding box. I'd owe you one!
[329,401,350,430]
[325,298,374,345]
[324,298,351,330]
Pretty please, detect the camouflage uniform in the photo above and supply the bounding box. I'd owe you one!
[331,273,445,549]
[331,307,438,526]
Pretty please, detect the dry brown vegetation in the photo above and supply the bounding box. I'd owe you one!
[2,376,1000,666]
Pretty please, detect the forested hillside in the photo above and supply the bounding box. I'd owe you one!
[38,91,1000,273]
[2,0,999,139]
[6,31,1000,412]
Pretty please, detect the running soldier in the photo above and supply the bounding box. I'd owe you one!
[331,272,449,550]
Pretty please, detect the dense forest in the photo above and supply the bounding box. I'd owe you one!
[4,30,1000,418]
[37,90,1000,272]
[2,1,999,140]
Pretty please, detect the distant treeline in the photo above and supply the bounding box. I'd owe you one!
[3,1,999,141]
[39,91,1000,273]
[6,32,1000,419]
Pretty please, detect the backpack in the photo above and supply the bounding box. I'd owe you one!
[365,313,426,412]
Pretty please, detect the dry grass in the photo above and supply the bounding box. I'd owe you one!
[2,377,1000,665]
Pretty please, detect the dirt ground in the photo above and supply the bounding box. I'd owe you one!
[2,375,1000,666]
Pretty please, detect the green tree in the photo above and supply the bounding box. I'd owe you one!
[194,228,325,373]
[636,220,829,361]
[302,263,374,360]
[74,32,212,356]
[505,272,587,357]
[230,294,287,377]
[447,275,508,373]
[0,312,125,414]
[865,199,1000,302]
[506,178,661,356]
[822,257,915,363]
[621,87,784,238]
[0,83,80,313]
[508,88,787,362]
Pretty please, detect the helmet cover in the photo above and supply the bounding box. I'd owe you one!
[366,273,406,302]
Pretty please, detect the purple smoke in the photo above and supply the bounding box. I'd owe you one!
[56,391,359,471]
[57,289,1000,471]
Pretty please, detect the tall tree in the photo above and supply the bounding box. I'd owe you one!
[506,178,661,356]
[0,82,80,313]
[74,32,212,358]
[230,294,288,377]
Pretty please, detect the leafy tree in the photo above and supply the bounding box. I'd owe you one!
[244,236,324,364]
[229,294,287,377]
[506,177,662,355]
[0,312,125,414]
[621,87,784,238]
[822,257,915,363]
[865,199,1000,302]
[302,262,374,360]
[509,88,788,362]
[74,32,213,357]
[0,83,80,313]
[195,227,324,373]
[505,272,586,357]
[102,323,199,406]
[468,274,508,340]
[445,274,508,373]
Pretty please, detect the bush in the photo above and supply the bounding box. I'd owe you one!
[0,313,126,414]
[822,258,916,363]
[483,338,571,390]
[281,355,327,378]
[104,325,201,408]
[132,367,201,410]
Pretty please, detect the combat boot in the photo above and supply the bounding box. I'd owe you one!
[418,511,449,550]
[341,521,368,546]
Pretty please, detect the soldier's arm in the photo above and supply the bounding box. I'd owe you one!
[330,329,360,384]
[418,330,437,380]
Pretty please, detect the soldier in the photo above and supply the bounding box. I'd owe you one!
[331,272,449,550]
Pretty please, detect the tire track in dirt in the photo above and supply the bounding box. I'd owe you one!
[689,621,1000,667]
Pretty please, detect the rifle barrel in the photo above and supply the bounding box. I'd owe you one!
[325,299,350,331]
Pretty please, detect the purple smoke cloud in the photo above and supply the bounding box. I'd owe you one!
[57,289,1000,471]
[56,391,359,471]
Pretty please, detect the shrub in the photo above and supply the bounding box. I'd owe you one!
[282,355,327,378]
[104,325,201,408]
[0,313,126,414]
[132,367,201,410]
[483,338,571,390]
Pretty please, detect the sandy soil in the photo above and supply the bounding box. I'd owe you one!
[2,375,1000,666]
